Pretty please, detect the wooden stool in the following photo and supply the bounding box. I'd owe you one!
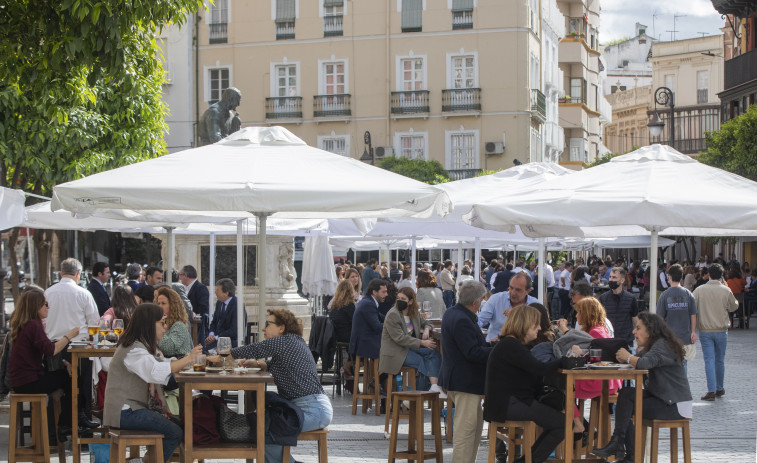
[575,393,619,455]
[444,396,454,443]
[641,418,692,463]
[487,420,537,463]
[109,429,165,463]
[282,428,330,462]
[351,356,382,416]
[9,393,50,463]
[49,389,68,462]
[388,390,442,462]
[333,342,350,397]
[384,366,418,433]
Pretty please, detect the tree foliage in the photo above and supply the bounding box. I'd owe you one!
[699,105,757,181]
[584,146,639,168]
[377,157,451,184]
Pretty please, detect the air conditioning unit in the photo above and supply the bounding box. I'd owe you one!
[375,146,394,157]
[485,141,505,155]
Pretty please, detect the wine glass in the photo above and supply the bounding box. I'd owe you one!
[88,319,100,345]
[218,337,232,375]
[98,319,111,346]
[113,319,124,340]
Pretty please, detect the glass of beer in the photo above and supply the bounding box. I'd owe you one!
[113,319,124,339]
[192,353,206,372]
[98,319,111,344]
[88,319,100,344]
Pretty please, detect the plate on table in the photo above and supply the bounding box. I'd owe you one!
[233,367,261,374]
[588,362,622,370]
[178,370,206,375]
[205,366,224,373]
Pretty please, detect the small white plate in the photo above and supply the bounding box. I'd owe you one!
[234,367,261,374]
[178,370,206,375]
[205,366,224,372]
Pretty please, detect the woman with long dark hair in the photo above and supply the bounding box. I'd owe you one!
[103,304,201,462]
[593,312,692,463]
[102,285,138,326]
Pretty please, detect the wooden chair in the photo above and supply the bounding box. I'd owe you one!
[109,429,164,463]
[574,393,619,455]
[282,428,330,463]
[384,366,417,433]
[487,420,537,463]
[8,393,50,463]
[388,390,442,462]
[351,355,382,416]
[641,418,692,463]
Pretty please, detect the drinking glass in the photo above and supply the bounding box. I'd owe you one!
[112,319,124,339]
[98,319,111,345]
[87,319,100,344]
[422,301,431,318]
[590,348,603,364]
[192,353,207,372]
[218,337,232,375]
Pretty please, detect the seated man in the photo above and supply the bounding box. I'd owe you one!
[204,278,245,350]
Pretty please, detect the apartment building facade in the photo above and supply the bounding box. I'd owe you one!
[193,0,548,176]
[541,0,566,163]
[602,23,656,96]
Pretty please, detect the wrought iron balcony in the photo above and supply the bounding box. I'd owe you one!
[559,96,586,104]
[530,89,546,122]
[324,15,343,36]
[391,90,430,115]
[452,10,473,29]
[442,88,482,112]
[724,48,757,90]
[265,97,303,119]
[446,168,481,180]
[276,21,295,40]
[209,22,227,44]
[313,94,351,117]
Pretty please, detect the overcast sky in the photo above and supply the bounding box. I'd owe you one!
[600,0,726,44]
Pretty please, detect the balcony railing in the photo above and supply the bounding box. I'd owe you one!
[452,10,473,29]
[265,97,303,119]
[559,96,586,104]
[324,15,343,36]
[724,48,757,90]
[446,168,482,180]
[391,90,430,115]
[276,21,295,40]
[209,22,228,43]
[530,89,546,121]
[313,94,351,117]
[442,88,482,112]
[697,88,709,104]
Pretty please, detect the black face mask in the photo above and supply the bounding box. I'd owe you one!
[396,300,408,311]
[608,280,620,290]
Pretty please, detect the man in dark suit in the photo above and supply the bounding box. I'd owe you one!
[349,278,387,361]
[87,261,111,316]
[180,265,209,341]
[204,278,245,350]
[439,279,492,463]
[125,262,143,293]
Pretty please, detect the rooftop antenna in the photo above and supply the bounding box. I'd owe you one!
[697,32,709,37]
[665,29,678,41]
[652,10,658,40]
[672,13,687,41]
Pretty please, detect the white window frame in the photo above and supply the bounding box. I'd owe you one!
[446,51,479,89]
[395,54,427,92]
[207,0,231,24]
[696,70,709,90]
[271,0,299,20]
[269,61,301,97]
[445,128,480,170]
[203,65,233,103]
[394,130,429,160]
[318,58,349,94]
[319,0,347,17]
[317,133,350,157]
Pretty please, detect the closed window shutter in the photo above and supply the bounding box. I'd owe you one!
[324,0,343,6]
[402,0,422,31]
[276,0,295,21]
[452,0,473,11]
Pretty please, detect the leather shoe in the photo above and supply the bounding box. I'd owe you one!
[701,392,716,401]
[78,415,100,429]
[715,389,725,397]
[593,435,625,461]
[57,425,72,442]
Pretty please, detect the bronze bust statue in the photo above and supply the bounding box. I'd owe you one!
[198,87,242,146]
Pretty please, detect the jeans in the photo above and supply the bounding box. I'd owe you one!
[119,408,182,463]
[443,289,455,308]
[265,393,333,463]
[403,347,442,379]
[699,330,728,392]
[505,396,565,463]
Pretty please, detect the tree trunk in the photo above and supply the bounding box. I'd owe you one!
[8,228,20,303]
[679,237,691,263]
[689,237,697,262]
[33,229,53,289]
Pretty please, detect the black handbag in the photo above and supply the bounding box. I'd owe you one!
[217,405,254,443]
[589,338,630,362]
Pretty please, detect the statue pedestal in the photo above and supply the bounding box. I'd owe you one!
[159,233,312,339]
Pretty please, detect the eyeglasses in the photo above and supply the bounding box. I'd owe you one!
[264,320,278,328]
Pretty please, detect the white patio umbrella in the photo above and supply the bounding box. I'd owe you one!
[467,144,757,308]
[0,187,26,230]
[301,236,338,297]
[51,126,450,340]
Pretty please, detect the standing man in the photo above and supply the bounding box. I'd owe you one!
[125,263,143,292]
[87,261,111,316]
[599,267,639,346]
[657,264,698,373]
[658,262,670,299]
[205,278,244,350]
[144,266,163,287]
[45,258,101,429]
[693,264,738,401]
[361,259,381,296]
[349,279,388,362]
[180,265,210,341]
[440,280,492,463]
[439,260,456,308]
[558,261,574,319]
[490,263,514,294]
[478,272,538,342]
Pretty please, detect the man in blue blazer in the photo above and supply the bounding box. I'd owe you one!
[87,261,111,316]
[439,280,492,463]
[180,265,210,341]
[349,278,388,360]
[205,278,245,350]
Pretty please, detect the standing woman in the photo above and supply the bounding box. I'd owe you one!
[8,288,79,438]
[379,287,445,396]
[155,286,193,358]
[415,269,446,318]
[104,304,202,462]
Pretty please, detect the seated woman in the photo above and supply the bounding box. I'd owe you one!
[155,286,193,358]
[415,269,446,319]
[102,285,137,325]
[484,305,579,463]
[557,297,621,433]
[134,284,155,304]
[593,312,692,463]
[103,304,202,462]
[212,308,333,463]
[8,288,79,439]
[378,287,445,397]
[345,267,363,303]
[329,279,357,344]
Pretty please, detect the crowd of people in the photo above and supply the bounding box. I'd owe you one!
[3,249,748,462]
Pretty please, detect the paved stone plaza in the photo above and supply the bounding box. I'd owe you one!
[1,327,755,462]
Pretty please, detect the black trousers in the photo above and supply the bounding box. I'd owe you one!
[505,396,566,463]
[613,387,685,454]
[558,289,571,319]
[14,369,73,429]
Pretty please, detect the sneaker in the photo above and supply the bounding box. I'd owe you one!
[429,384,447,399]
[716,389,725,397]
[700,392,716,401]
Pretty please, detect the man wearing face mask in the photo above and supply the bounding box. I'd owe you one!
[598,266,639,346]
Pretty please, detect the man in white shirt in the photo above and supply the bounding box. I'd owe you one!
[45,257,101,429]
[558,261,574,319]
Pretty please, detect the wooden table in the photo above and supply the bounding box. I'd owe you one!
[560,367,647,463]
[69,346,117,463]
[175,371,274,463]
